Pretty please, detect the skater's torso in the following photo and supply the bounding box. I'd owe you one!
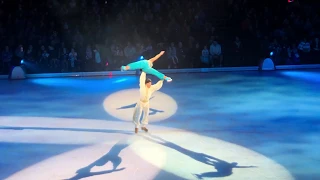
[138,72,163,105]
[139,85,155,104]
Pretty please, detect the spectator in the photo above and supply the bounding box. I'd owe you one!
[167,43,178,69]
[69,48,78,71]
[93,48,102,71]
[85,45,93,67]
[15,45,24,63]
[60,47,69,72]
[209,41,222,67]
[201,45,210,67]
[189,42,201,68]
[48,43,58,68]
[298,38,311,63]
[287,43,300,65]
[25,45,35,62]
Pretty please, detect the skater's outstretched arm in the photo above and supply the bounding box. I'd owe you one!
[151,80,163,91]
[149,51,165,63]
[139,72,146,88]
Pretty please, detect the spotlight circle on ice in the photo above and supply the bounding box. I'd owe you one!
[1,116,294,180]
[103,88,178,122]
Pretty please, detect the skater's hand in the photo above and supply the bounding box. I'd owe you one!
[159,51,165,56]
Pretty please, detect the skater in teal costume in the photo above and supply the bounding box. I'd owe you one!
[121,51,172,82]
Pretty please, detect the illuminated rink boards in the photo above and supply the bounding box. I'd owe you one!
[1,117,293,180]
[1,69,320,179]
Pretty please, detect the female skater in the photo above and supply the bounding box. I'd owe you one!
[121,51,172,82]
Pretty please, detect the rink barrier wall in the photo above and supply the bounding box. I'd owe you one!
[1,64,320,79]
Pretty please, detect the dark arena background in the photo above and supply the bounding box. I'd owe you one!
[0,0,320,180]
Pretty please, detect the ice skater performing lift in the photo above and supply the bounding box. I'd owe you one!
[121,51,171,133]
[121,51,173,82]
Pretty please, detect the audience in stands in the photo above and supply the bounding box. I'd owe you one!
[0,0,320,75]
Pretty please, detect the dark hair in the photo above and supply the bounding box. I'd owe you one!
[145,78,152,84]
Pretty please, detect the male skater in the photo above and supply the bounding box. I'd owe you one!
[133,71,164,133]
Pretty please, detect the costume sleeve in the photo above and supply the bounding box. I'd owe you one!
[139,72,146,88]
[151,80,163,91]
